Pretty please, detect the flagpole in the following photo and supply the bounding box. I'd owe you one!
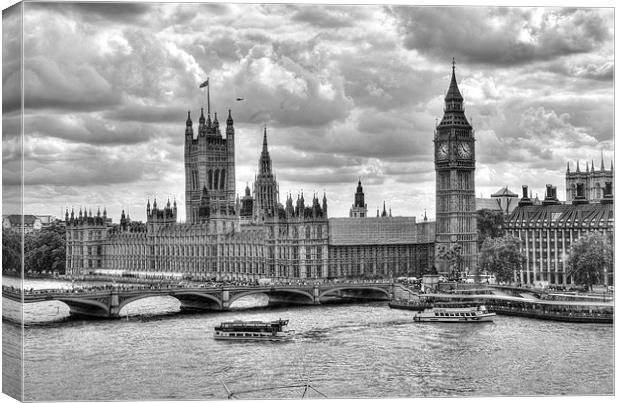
[207,77,210,117]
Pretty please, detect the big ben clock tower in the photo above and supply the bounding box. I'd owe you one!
[434,59,477,275]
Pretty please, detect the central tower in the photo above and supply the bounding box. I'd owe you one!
[434,60,477,274]
[184,108,236,223]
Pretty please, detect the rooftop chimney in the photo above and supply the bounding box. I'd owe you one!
[518,185,533,206]
[542,184,560,205]
[572,183,588,205]
[601,181,613,205]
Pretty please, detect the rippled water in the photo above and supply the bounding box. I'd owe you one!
[2,277,614,400]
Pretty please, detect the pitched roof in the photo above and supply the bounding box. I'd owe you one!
[491,187,518,198]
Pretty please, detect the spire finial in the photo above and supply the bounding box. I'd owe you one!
[452,57,456,71]
[601,150,605,171]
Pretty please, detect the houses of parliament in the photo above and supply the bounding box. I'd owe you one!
[65,64,613,286]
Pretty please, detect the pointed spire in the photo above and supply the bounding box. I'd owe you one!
[566,161,570,173]
[445,57,463,103]
[586,161,589,173]
[591,159,595,172]
[227,109,234,125]
[213,112,219,128]
[601,152,605,171]
[199,107,205,124]
[259,126,272,175]
[424,209,428,222]
[186,111,192,126]
[576,160,580,172]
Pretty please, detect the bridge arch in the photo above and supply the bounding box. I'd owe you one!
[56,298,110,318]
[118,292,223,313]
[228,288,314,306]
[319,286,390,300]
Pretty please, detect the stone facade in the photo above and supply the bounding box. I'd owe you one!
[565,159,613,203]
[184,109,236,224]
[328,217,434,278]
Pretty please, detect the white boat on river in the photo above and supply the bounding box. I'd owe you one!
[413,304,496,323]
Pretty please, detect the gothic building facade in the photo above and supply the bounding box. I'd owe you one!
[184,108,236,224]
[565,158,613,203]
[434,62,477,274]
[65,74,448,281]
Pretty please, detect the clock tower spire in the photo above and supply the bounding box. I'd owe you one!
[434,59,477,276]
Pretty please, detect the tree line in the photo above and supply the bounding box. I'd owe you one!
[2,222,66,276]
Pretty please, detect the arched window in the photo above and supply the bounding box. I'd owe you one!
[208,170,213,190]
[220,169,226,190]
[214,169,219,190]
[192,170,199,190]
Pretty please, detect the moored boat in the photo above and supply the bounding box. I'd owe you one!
[413,303,496,323]
[214,319,293,341]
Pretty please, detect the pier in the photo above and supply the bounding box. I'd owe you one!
[390,289,614,324]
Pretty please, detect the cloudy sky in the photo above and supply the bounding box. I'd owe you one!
[2,2,614,222]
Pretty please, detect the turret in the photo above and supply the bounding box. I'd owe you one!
[65,208,69,222]
[322,192,328,217]
[185,111,193,137]
[198,107,206,135]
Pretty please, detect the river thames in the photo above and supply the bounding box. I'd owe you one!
[2,277,614,400]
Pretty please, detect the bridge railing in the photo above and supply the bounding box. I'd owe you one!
[5,280,393,297]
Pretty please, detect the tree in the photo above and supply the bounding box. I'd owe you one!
[436,243,463,280]
[567,231,613,291]
[479,234,524,284]
[477,209,504,248]
[24,222,66,274]
[2,229,22,274]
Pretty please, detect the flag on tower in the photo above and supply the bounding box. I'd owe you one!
[199,79,209,88]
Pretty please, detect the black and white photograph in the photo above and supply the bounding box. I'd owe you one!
[1,1,615,401]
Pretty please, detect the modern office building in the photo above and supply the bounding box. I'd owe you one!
[503,182,614,286]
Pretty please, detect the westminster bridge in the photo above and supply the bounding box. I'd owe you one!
[2,281,398,319]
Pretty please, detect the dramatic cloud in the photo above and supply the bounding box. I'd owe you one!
[1,3,613,221]
[390,7,612,66]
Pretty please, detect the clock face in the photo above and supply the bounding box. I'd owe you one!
[437,142,449,160]
[457,142,472,159]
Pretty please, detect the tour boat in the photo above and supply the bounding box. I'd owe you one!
[214,319,293,341]
[413,304,496,323]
